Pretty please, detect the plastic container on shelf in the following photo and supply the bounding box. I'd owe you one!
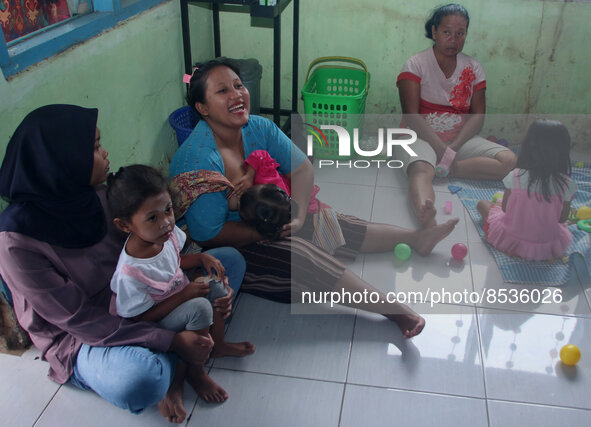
[232,58,263,115]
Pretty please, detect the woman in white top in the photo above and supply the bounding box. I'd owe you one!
[395,3,516,228]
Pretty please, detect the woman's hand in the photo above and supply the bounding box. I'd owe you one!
[434,141,450,163]
[280,217,304,238]
[199,253,226,281]
[212,281,234,319]
[170,330,214,365]
[447,140,462,153]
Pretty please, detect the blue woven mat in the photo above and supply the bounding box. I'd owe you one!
[449,162,591,285]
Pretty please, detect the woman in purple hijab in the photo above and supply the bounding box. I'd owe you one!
[0,105,244,422]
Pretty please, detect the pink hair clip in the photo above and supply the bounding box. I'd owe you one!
[182,67,199,84]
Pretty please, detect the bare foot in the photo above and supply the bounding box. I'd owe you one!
[418,198,437,228]
[413,218,459,256]
[384,300,426,338]
[158,384,186,423]
[387,313,426,338]
[212,341,256,358]
[186,365,228,403]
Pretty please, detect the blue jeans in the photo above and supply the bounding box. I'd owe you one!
[70,247,245,413]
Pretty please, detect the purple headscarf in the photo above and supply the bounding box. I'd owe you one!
[0,105,107,248]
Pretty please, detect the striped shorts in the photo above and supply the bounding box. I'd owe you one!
[237,213,367,303]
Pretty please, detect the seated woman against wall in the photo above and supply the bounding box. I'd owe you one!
[394,3,516,228]
[169,58,462,339]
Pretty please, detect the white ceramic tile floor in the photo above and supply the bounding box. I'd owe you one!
[2,164,591,426]
[340,385,488,427]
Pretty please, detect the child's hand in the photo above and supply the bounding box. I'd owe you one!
[200,253,226,282]
[185,280,210,298]
[233,165,255,196]
[212,280,234,319]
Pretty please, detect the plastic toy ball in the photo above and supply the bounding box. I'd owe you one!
[575,161,584,168]
[496,138,509,147]
[394,243,412,261]
[577,206,591,220]
[560,344,581,366]
[578,219,591,233]
[451,243,468,261]
[492,191,504,204]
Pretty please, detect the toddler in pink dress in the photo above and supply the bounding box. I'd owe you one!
[477,120,577,261]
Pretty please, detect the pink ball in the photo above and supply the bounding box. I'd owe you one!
[451,243,468,260]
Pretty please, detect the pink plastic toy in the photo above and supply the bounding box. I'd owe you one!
[444,201,453,214]
[451,243,468,260]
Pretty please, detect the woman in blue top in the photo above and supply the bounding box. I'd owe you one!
[170,58,459,338]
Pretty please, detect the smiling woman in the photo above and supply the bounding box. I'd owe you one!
[169,58,467,340]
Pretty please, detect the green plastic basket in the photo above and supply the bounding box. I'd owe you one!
[301,56,370,159]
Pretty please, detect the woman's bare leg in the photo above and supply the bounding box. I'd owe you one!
[360,219,459,255]
[335,269,425,338]
[451,151,516,180]
[407,161,437,228]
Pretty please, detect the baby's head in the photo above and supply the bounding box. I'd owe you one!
[239,184,297,240]
[107,165,175,242]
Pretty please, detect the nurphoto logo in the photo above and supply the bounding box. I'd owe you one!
[305,124,418,169]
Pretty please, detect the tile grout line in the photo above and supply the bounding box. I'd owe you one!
[333,381,488,402]
[486,396,591,412]
[207,366,349,386]
[32,384,63,427]
[573,261,591,314]
[337,311,359,427]
[473,305,492,427]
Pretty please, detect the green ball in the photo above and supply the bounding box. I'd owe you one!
[492,191,504,203]
[394,243,411,261]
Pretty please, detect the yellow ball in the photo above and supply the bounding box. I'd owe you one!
[577,206,591,220]
[560,344,581,366]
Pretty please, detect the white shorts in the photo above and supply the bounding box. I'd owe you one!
[394,135,510,174]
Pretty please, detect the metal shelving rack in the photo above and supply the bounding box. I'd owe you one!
[180,0,300,126]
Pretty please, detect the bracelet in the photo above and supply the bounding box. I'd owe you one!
[435,147,456,178]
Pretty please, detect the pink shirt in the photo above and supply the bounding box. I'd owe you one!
[397,47,486,142]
